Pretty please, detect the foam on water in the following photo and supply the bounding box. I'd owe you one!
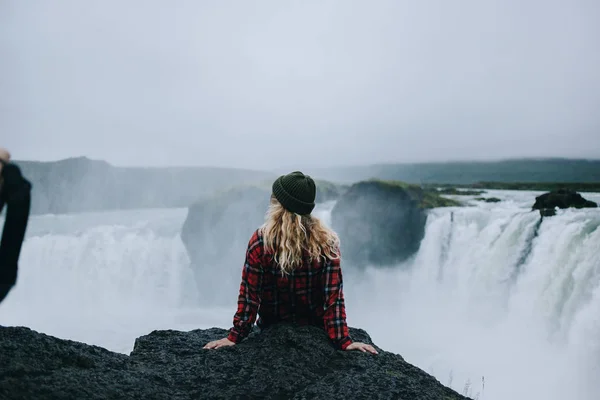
[346,204,600,399]
[0,208,228,353]
[1,193,599,399]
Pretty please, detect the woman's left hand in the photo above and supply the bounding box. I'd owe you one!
[203,338,235,349]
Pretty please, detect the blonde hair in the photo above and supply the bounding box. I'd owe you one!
[261,196,340,274]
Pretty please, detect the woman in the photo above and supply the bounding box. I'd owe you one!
[204,171,377,354]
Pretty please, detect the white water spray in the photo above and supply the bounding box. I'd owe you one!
[0,193,599,399]
[345,195,600,400]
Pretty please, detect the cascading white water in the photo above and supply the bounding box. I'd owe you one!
[6,209,196,310]
[0,208,232,353]
[343,191,600,400]
[0,192,598,399]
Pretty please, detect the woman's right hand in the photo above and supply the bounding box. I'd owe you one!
[345,342,378,354]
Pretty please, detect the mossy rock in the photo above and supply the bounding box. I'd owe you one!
[532,189,597,211]
[331,179,456,267]
[364,179,460,209]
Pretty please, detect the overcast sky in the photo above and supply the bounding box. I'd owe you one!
[1,1,599,169]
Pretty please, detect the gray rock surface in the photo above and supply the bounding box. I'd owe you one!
[0,324,469,400]
[331,181,428,267]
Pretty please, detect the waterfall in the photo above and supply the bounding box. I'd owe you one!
[1,192,599,399]
[345,202,600,400]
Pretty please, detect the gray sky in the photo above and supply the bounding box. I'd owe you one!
[1,0,599,169]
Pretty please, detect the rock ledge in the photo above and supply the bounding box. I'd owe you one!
[0,324,469,400]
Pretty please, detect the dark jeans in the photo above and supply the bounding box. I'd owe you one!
[0,162,31,305]
[0,283,13,304]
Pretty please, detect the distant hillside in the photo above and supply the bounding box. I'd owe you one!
[12,157,600,215]
[15,157,275,215]
[304,158,600,184]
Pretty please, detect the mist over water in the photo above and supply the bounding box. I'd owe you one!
[346,197,600,400]
[1,192,599,400]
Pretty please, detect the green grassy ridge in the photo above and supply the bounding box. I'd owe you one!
[435,188,486,196]
[426,182,600,192]
[356,179,461,209]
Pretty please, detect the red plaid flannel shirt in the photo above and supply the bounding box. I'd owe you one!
[227,229,352,350]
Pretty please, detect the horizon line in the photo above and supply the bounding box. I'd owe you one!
[12,155,600,171]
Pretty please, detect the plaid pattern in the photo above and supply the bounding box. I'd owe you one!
[227,229,352,350]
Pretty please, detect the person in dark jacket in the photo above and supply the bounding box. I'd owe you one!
[0,148,32,304]
[204,171,377,354]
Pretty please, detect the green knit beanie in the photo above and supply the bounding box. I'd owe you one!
[272,171,316,215]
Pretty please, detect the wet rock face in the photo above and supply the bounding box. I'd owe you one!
[0,324,469,400]
[180,185,273,304]
[532,189,597,217]
[331,181,428,267]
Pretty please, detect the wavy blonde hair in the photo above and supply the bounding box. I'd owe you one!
[261,195,340,274]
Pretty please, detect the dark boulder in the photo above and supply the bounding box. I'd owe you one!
[474,197,501,203]
[0,324,469,400]
[532,189,597,217]
[331,180,458,267]
[0,325,170,400]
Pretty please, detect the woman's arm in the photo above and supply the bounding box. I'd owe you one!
[322,253,378,354]
[322,252,352,350]
[228,231,264,343]
[204,230,264,349]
